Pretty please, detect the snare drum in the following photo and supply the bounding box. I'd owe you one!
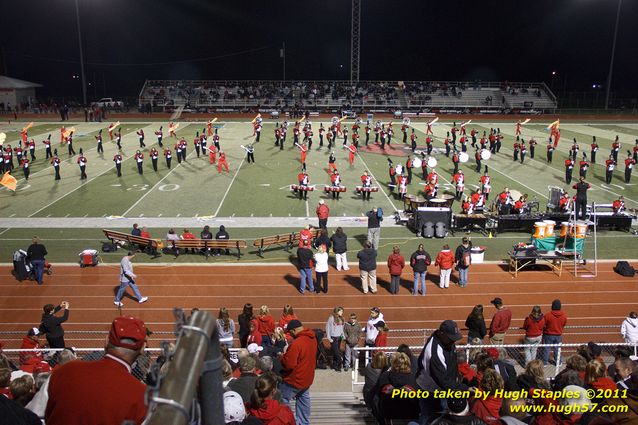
[428,198,447,208]
[543,220,556,236]
[533,222,547,238]
[442,194,455,208]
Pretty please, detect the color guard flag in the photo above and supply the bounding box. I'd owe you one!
[0,133,6,144]
[22,122,33,132]
[0,172,17,192]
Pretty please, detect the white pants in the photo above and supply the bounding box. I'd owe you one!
[439,268,451,288]
[335,253,349,270]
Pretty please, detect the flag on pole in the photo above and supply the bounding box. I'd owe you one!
[0,172,17,192]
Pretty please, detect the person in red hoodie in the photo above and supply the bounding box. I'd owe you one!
[435,245,455,289]
[522,305,545,364]
[386,246,405,294]
[585,359,617,404]
[279,320,317,425]
[488,297,512,345]
[278,304,298,332]
[373,321,388,355]
[471,368,504,425]
[247,321,263,346]
[456,350,477,386]
[257,306,276,348]
[19,327,44,366]
[542,299,567,365]
[246,372,295,425]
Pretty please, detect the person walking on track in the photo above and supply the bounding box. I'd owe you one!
[114,252,149,307]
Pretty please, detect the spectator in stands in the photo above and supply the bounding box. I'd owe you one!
[312,228,331,251]
[258,356,274,374]
[488,297,511,345]
[313,245,329,294]
[278,305,297,331]
[621,311,638,344]
[166,229,180,256]
[228,356,260,403]
[608,373,638,424]
[522,305,545,364]
[246,372,295,425]
[215,225,230,255]
[357,241,377,294]
[614,357,635,389]
[363,352,388,409]
[247,318,262,347]
[10,376,33,407]
[373,322,388,355]
[27,236,47,285]
[330,227,349,271]
[199,225,213,256]
[39,302,69,348]
[45,316,148,425]
[257,306,275,348]
[19,327,43,366]
[457,351,477,387]
[222,360,234,389]
[553,355,587,389]
[435,245,455,289]
[387,246,405,295]
[455,238,472,287]
[365,307,384,353]
[0,368,11,398]
[238,303,255,348]
[373,352,419,423]
[0,386,41,425]
[131,223,141,237]
[430,397,487,425]
[585,360,617,401]
[279,320,317,425]
[218,307,236,348]
[297,240,315,294]
[139,227,151,239]
[416,320,468,424]
[26,348,77,418]
[485,348,519,391]
[410,244,431,296]
[471,368,503,425]
[325,307,344,371]
[465,305,487,345]
[517,359,549,391]
[222,390,252,425]
[542,299,567,365]
[343,313,361,372]
[180,228,196,253]
[396,344,418,376]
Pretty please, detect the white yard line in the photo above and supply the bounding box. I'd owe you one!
[305,198,310,217]
[213,157,245,217]
[355,152,399,212]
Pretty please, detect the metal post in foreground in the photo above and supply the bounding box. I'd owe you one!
[199,319,224,425]
[146,310,218,425]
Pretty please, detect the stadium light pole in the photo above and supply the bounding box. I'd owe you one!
[74,0,88,106]
[604,0,622,110]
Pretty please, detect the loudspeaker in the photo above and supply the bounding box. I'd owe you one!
[435,222,447,238]
[422,222,434,238]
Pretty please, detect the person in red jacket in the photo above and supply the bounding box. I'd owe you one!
[435,245,455,289]
[471,368,504,425]
[522,306,545,364]
[489,297,512,345]
[373,321,388,355]
[279,320,317,425]
[543,299,567,365]
[257,305,276,348]
[19,327,45,367]
[246,372,295,425]
[315,200,329,229]
[45,316,148,425]
[247,320,263,346]
[386,246,405,294]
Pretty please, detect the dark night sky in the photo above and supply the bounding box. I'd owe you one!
[1,0,637,99]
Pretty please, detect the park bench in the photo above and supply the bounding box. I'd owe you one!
[169,239,247,259]
[252,229,318,258]
[102,229,161,258]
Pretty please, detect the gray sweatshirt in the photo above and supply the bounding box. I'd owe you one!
[326,315,344,342]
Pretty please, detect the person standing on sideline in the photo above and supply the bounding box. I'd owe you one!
[314,245,329,293]
[455,237,472,287]
[621,312,638,344]
[279,319,317,425]
[488,297,512,345]
[330,227,349,271]
[435,245,455,289]
[343,313,361,372]
[542,299,567,365]
[572,176,591,220]
[410,244,431,296]
[325,307,345,371]
[357,241,377,294]
[39,302,69,348]
[387,246,405,295]
[522,306,545,364]
[366,207,382,249]
[114,252,149,307]
[465,305,487,344]
[316,200,329,229]
[296,240,314,294]
[27,237,48,285]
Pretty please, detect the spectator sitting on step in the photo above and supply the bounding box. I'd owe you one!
[0,368,11,398]
[10,376,34,407]
[363,352,388,409]
[245,372,295,425]
[227,356,260,403]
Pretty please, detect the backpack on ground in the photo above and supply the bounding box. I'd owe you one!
[614,261,636,277]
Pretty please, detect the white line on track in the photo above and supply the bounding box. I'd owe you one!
[213,157,245,217]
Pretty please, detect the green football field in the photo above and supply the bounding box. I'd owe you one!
[0,118,636,262]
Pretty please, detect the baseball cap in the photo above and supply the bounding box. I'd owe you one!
[491,297,503,306]
[223,391,247,423]
[439,320,462,342]
[108,316,147,350]
[28,327,40,336]
[286,319,303,332]
[247,343,263,354]
[447,397,468,415]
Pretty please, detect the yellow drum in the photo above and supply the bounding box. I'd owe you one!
[575,221,588,238]
[533,222,547,239]
[559,222,573,237]
[543,220,556,236]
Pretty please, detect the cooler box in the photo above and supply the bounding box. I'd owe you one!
[470,247,486,263]
[79,249,99,268]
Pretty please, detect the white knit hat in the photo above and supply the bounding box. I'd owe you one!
[223,391,246,423]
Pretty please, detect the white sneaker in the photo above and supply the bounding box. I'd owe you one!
[114,301,123,307]
[138,296,149,304]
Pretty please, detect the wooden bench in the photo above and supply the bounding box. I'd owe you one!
[169,239,248,259]
[252,229,318,258]
[102,229,161,258]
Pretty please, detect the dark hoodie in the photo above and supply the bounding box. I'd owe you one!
[215,225,229,240]
[245,399,295,425]
[281,328,317,389]
[543,310,567,336]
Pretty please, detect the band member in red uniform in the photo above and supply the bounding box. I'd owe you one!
[565,157,575,184]
[547,140,554,163]
[28,139,36,161]
[379,126,387,150]
[520,141,527,164]
[207,120,214,137]
[480,168,491,201]
[451,123,458,143]
[397,174,407,199]
[427,169,439,187]
[529,137,537,159]
[611,136,620,162]
[475,148,482,173]
[605,155,615,184]
[470,128,478,148]
[77,149,88,179]
[326,130,333,150]
[194,133,201,158]
[136,129,145,148]
[243,144,255,164]
[66,132,76,156]
[218,150,229,173]
[14,145,23,164]
[95,129,104,154]
[570,139,579,160]
[20,157,30,180]
[107,123,116,141]
[579,154,589,179]
[424,135,432,156]
[444,133,451,157]
[625,152,636,183]
[330,170,342,199]
[360,171,373,201]
[406,156,413,184]
[497,188,512,215]
[44,135,52,159]
[254,121,262,143]
[461,195,474,214]
[374,121,380,143]
[342,125,349,146]
[60,126,66,144]
[212,128,220,151]
[175,142,183,164]
[347,142,357,166]
[388,159,396,192]
[51,154,61,180]
[633,139,638,162]
[424,180,437,200]
[460,121,467,136]
[452,170,465,200]
[352,131,359,148]
[409,129,418,153]
[274,125,282,147]
[559,192,571,212]
[179,138,188,161]
[113,151,123,177]
[297,170,310,200]
[164,147,172,169]
[208,144,216,165]
[134,150,144,174]
[365,123,371,146]
[426,119,434,135]
[612,196,626,214]
[513,138,520,162]
[401,122,408,144]
[451,150,460,174]
[293,124,300,146]
[459,135,467,153]
[512,196,527,215]
[115,129,122,150]
[515,121,522,136]
[150,147,159,172]
[297,142,308,167]
[590,136,599,164]
[328,151,337,173]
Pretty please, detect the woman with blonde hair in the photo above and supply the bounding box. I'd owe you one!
[326,306,345,371]
[517,359,549,390]
[471,368,504,424]
[217,307,235,348]
[585,360,616,401]
[257,305,275,348]
[278,304,298,330]
[373,352,419,422]
[363,352,387,409]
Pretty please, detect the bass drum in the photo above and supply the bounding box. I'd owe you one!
[427,157,438,168]
[412,157,422,168]
[480,149,492,160]
[459,152,469,163]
